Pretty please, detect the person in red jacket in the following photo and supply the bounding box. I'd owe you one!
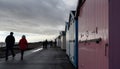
[19,35,28,60]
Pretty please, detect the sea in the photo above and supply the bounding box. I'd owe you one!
[0,42,19,48]
[0,42,6,47]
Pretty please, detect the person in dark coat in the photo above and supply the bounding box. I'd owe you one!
[19,35,28,60]
[43,41,45,49]
[43,40,48,49]
[45,40,48,49]
[54,40,57,47]
[5,32,15,61]
[50,40,53,48]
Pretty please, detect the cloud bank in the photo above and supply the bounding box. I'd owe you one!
[0,0,77,39]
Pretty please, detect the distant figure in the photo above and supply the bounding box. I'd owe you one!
[19,35,28,60]
[43,40,48,49]
[5,32,15,61]
[50,40,53,48]
[55,41,57,47]
[54,39,57,47]
[45,40,48,49]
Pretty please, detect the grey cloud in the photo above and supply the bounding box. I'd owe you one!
[0,0,71,36]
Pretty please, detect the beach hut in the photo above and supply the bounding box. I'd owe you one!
[60,31,66,50]
[65,22,70,56]
[109,0,120,69]
[76,0,109,69]
[65,11,78,68]
[56,35,61,48]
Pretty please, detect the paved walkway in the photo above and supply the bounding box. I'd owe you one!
[0,47,75,69]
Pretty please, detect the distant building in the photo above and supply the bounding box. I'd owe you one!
[60,31,66,50]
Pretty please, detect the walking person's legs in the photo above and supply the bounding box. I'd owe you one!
[5,48,9,61]
[21,50,24,60]
[10,48,15,59]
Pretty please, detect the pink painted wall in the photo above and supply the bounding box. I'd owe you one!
[78,0,108,69]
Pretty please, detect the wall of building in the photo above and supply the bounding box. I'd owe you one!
[109,0,120,69]
[78,0,108,69]
[60,35,66,50]
[56,36,61,47]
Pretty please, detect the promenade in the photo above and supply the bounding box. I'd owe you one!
[0,47,75,69]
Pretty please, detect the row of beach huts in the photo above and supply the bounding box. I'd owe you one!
[55,0,109,69]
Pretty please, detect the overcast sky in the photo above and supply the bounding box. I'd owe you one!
[0,0,78,42]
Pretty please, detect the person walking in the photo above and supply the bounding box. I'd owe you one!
[19,35,28,60]
[5,32,15,61]
[43,40,48,49]
[44,40,48,49]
